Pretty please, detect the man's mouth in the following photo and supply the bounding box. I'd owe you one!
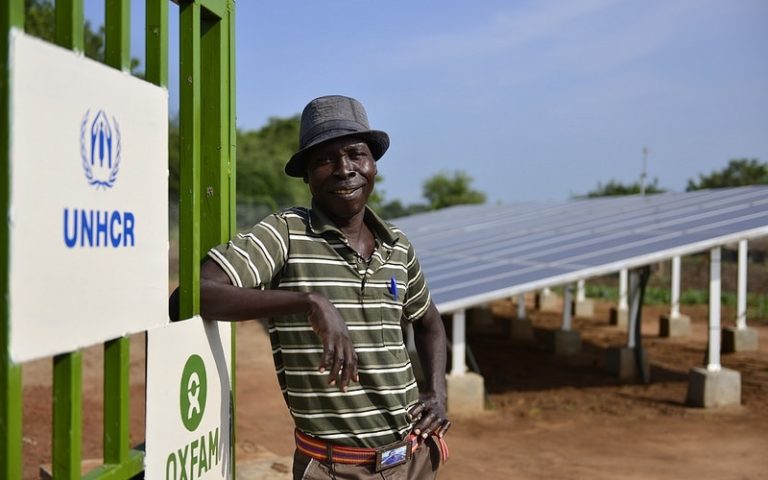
[330,186,362,196]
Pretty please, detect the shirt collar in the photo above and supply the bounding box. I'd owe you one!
[309,201,399,247]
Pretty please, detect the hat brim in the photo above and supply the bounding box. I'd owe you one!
[285,130,389,178]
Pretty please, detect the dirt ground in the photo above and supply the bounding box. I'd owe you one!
[20,298,768,479]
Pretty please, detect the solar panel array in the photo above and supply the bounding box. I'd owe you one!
[393,186,768,313]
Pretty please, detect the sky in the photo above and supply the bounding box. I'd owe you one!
[91,0,768,205]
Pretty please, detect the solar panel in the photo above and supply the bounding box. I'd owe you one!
[393,186,768,312]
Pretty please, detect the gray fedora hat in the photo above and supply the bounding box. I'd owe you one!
[285,95,390,177]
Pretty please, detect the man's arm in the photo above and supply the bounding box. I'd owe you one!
[178,259,359,391]
[409,301,451,439]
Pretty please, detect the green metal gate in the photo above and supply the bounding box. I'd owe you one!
[0,0,236,477]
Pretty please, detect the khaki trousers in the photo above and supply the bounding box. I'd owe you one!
[292,437,443,480]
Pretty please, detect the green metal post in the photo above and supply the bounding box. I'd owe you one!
[102,0,135,474]
[225,0,237,470]
[55,0,84,52]
[106,0,130,71]
[52,352,83,479]
[146,0,169,88]
[51,3,86,478]
[179,0,202,319]
[1,3,25,477]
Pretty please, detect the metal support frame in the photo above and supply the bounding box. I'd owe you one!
[517,293,526,319]
[736,240,748,330]
[618,269,628,311]
[671,256,681,319]
[1,3,25,477]
[626,266,651,382]
[576,280,586,302]
[451,310,467,375]
[707,247,722,371]
[561,284,573,331]
[1,0,235,477]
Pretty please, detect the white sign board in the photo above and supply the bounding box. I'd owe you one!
[145,317,233,480]
[7,30,169,362]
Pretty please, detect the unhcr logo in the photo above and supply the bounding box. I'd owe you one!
[80,109,121,189]
[64,109,136,248]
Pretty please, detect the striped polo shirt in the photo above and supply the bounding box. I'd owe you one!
[208,204,432,447]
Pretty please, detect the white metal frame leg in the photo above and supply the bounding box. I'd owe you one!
[708,248,722,372]
[737,240,748,330]
[671,256,681,319]
[561,284,573,331]
[619,269,629,312]
[451,310,467,375]
[517,293,526,320]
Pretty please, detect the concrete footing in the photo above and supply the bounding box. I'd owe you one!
[550,329,581,356]
[573,299,594,318]
[721,327,759,353]
[609,307,628,328]
[658,314,691,337]
[686,367,741,408]
[509,318,535,343]
[446,372,485,414]
[535,291,560,312]
[605,347,650,381]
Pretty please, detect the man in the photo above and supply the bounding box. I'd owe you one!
[199,95,450,479]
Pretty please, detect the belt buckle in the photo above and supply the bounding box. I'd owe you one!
[374,439,411,472]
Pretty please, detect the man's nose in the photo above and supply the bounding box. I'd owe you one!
[333,156,356,177]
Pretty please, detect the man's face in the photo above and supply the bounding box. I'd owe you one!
[305,137,377,220]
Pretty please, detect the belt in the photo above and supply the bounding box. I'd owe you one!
[295,429,418,466]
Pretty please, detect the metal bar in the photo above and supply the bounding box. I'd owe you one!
[52,351,83,480]
[145,0,168,87]
[576,279,586,302]
[516,293,526,319]
[627,270,640,348]
[1,2,25,477]
[103,338,130,464]
[619,269,628,311]
[561,284,573,331]
[707,247,722,371]
[82,449,144,480]
[55,0,84,51]
[225,3,237,473]
[737,240,748,330]
[199,8,228,251]
[451,310,467,375]
[179,1,202,319]
[671,256,681,318]
[105,0,130,71]
[102,1,132,469]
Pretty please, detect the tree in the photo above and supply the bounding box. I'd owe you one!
[686,158,768,191]
[580,178,665,198]
[422,170,486,210]
[236,116,310,213]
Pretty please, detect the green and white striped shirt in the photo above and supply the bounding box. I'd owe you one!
[208,204,432,447]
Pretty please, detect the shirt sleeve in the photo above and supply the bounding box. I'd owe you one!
[207,214,290,289]
[402,242,432,322]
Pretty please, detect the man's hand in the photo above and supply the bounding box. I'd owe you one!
[408,392,451,439]
[306,293,359,392]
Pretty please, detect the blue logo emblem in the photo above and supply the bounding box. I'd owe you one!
[80,109,121,189]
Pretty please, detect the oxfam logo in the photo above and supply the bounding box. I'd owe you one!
[179,354,207,432]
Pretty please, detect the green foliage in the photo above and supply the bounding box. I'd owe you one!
[375,200,431,220]
[236,115,310,212]
[24,0,140,74]
[422,170,486,210]
[686,158,768,191]
[580,177,665,198]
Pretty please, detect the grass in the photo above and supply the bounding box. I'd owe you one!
[584,284,768,323]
